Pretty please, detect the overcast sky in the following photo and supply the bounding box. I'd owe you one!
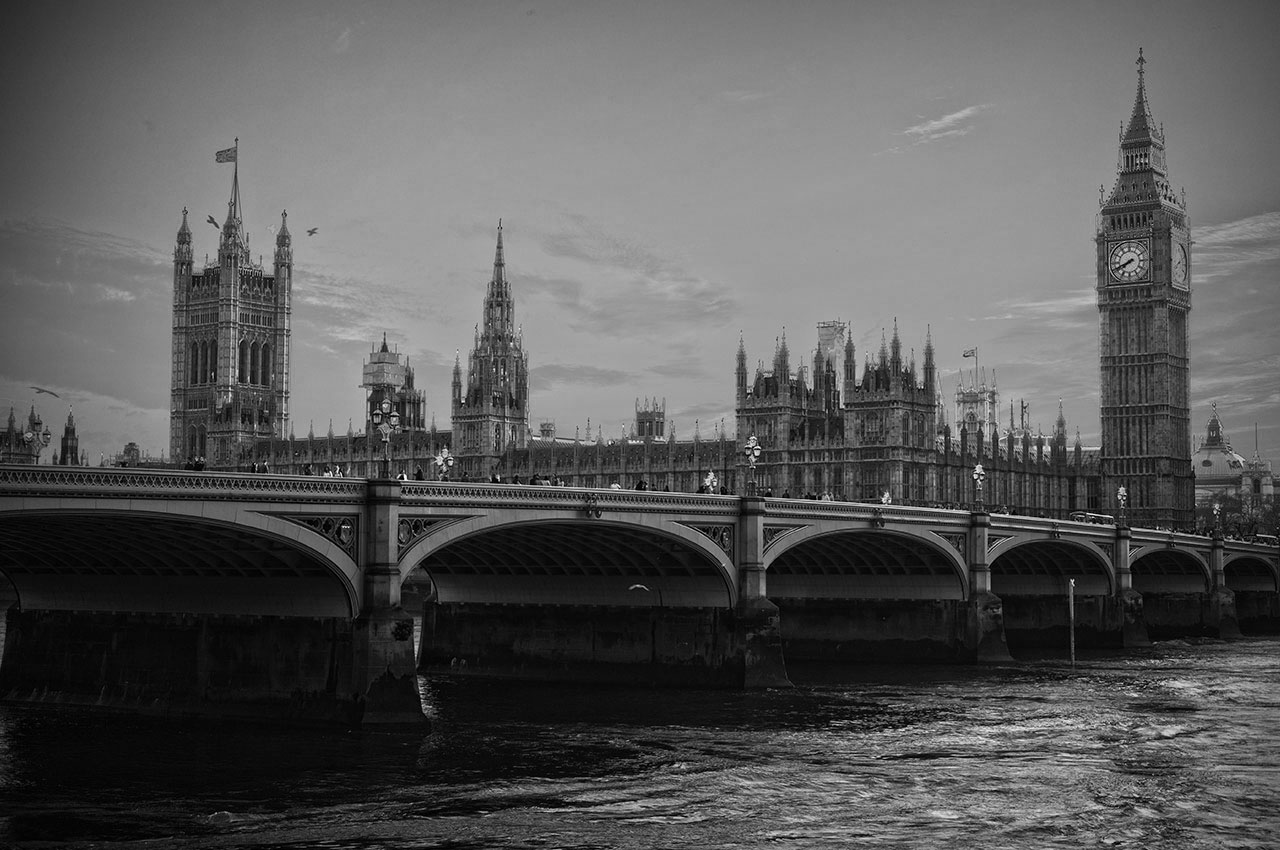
[2,0,1277,466]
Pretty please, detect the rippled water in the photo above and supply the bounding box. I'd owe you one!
[1,638,1277,849]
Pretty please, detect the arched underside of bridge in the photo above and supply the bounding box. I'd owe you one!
[408,520,735,608]
[990,540,1113,596]
[765,530,966,600]
[0,511,357,617]
[1223,555,1279,593]
[1131,548,1209,594]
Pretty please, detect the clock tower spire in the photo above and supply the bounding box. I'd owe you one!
[1096,49,1193,528]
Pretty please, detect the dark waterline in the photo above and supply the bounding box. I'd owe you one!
[1,638,1277,849]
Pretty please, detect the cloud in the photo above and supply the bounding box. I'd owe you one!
[529,363,636,393]
[332,27,351,54]
[525,216,737,337]
[293,265,441,346]
[720,90,772,103]
[985,289,1096,332]
[0,218,170,301]
[1191,211,1280,283]
[902,104,993,145]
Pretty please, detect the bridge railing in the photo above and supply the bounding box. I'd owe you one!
[399,481,740,516]
[0,464,365,503]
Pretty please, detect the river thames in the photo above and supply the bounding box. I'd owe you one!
[1,637,1276,849]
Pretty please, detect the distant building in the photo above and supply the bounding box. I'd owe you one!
[1192,405,1274,504]
[362,334,428,434]
[169,152,292,468]
[1,407,51,465]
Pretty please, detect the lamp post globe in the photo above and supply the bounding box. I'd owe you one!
[972,463,986,513]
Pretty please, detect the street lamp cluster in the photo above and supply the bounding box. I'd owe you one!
[743,434,761,495]
[24,424,52,461]
[972,463,986,512]
[370,395,401,479]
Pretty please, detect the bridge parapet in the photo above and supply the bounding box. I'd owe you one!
[0,464,364,504]
[400,482,740,518]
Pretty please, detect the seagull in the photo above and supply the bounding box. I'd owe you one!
[307,228,318,236]
[206,214,219,228]
[29,386,60,398]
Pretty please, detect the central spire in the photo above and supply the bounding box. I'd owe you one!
[491,218,507,294]
[482,219,515,339]
[1123,48,1160,146]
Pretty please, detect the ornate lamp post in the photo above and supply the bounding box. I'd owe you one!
[370,395,401,479]
[23,421,52,464]
[1212,501,1222,537]
[743,434,761,495]
[972,463,986,513]
[434,447,455,481]
[1117,485,1128,527]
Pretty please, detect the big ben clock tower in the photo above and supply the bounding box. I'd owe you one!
[1097,49,1194,528]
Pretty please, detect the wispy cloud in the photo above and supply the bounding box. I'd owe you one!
[530,363,636,393]
[1191,211,1280,283]
[720,90,772,104]
[984,289,1096,331]
[0,218,169,301]
[903,104,993,144]
[332,27,351,54]
[293,265,441,347]
[527,215,737,337]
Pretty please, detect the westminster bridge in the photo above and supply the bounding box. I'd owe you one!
[0,465,1276,725]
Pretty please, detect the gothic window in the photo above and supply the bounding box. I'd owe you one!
[199,341,209,385]
[239,340,249,384]
[495,424,503,451]
[261,343,271,386]
[250,341,260,385]
[190,341,199,384]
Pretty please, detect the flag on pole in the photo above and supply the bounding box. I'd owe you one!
[962,347,977,358]
[215,146,237,163]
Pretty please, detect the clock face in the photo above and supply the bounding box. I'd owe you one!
[1108,239,1150,283]
[1172,242,1189,288]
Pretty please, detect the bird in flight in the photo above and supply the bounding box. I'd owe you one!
[307,228,318,236]
[206,215,219,228]
[29,386,60,398]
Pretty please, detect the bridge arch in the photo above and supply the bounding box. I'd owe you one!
[1222,553,1279,593]
[989,536,1115,596]
[764,526,969,600]
[398,515,738,609]
[0,506,361,617]
[1130,545,1211,593]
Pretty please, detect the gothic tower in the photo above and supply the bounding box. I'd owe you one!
[59,406,79,466]
[1096,50,1193,527]
[452,221,530,479]
[169,147,292,467]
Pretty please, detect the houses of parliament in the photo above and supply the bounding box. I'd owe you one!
[144,52,1203,528]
